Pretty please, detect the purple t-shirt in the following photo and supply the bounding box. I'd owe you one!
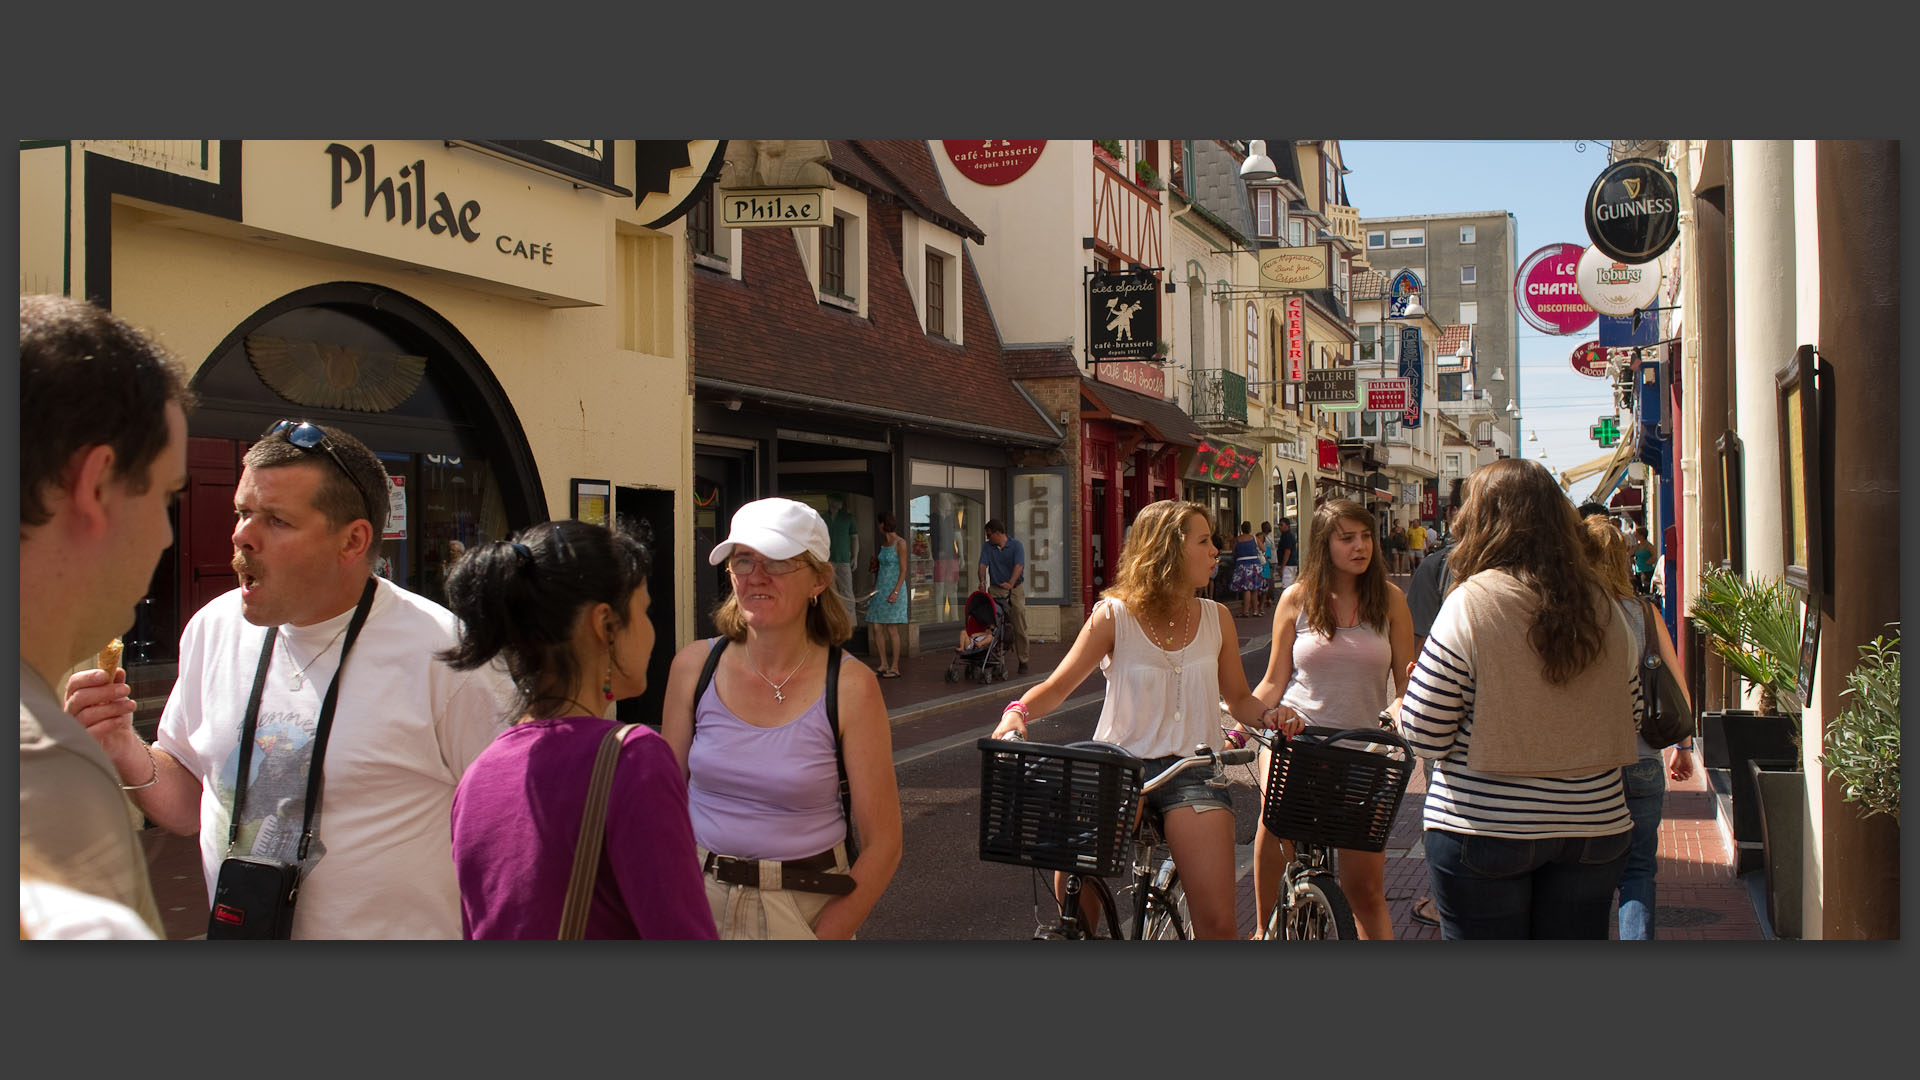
[451,717,717,940]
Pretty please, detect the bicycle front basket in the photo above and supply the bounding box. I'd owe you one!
[1260,727,1412,852]
[977,738,1144,877]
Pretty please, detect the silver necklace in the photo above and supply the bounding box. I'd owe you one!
[281,622,349,691]
[745,643,809,703]
[1144,599,1194,674]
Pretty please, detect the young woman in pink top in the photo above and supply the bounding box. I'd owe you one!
[1250,499,1415,939]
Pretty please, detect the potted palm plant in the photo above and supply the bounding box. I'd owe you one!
[1690,568,1804,884]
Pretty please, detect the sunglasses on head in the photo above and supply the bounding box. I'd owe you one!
[261,420,374,522]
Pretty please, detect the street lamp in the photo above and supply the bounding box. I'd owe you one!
[1240,140,1278,182]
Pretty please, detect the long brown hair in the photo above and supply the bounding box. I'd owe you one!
[1580,516,1636,600]
[1297,499,1389,638]
[1448,458,1612,684]
[1105,500,1212,618]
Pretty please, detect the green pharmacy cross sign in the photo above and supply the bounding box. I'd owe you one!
[1591,415,1621,448]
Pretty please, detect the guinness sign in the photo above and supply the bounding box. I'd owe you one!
[1585,158,1680,263]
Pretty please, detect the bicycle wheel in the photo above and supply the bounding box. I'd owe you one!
[1283,872,1357,940]
[1139,873,1191,940]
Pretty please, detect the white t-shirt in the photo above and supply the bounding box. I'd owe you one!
[1090,598,1226,760]
[20,878,158,939]
[157,577,514,939]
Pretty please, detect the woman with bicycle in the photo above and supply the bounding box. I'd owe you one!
[990,500,1281,940]
[1248,499,1414,940]
[1395,459,1639,939]
[661,498,902,939]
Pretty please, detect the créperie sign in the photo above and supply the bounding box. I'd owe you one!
[720,188,827,229]
[326,143,558,266]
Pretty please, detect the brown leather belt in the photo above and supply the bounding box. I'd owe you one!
[702,846,855,896]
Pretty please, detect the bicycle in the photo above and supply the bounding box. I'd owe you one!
[976,734,1255,940]
[1227,717,1412,941]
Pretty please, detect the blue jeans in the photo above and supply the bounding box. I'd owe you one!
[1424,828,1632,939]
[1617,758,1667,940]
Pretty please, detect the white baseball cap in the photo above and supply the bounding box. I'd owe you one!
[707,497,832,565]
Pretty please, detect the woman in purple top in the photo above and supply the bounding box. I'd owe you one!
[1249,499,1415,940]
[662,498,902,939]
[441,520,716,940]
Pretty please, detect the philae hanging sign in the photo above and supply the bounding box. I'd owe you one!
[1585,157,1680,264]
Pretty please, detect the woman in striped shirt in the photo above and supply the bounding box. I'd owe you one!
[1395,459,1640,939]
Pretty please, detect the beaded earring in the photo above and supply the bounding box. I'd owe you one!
[602,659,615,701]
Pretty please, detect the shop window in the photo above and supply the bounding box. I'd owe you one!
[908,461,989,627]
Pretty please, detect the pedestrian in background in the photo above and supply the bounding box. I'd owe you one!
[1230,521,1264,618]
[662,498,901,939]
[19,294,190,937]
[1396,459,1639,939]
[1630,525,1657,596]
[1403,501,1459,927]
[992,500,1282,939]
[1275,518,1299,591]
[1254,522,1274,618]
[978,518,1030,673]
[443,521,715,939]
[1388,520,1409,573]
[1580,515,1693,940]
[866,511,909,678]
[1250,499,1414,939]
[1406,519,1428,571]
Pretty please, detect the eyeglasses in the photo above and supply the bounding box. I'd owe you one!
[725,554,806,577]
[261,420,373,521]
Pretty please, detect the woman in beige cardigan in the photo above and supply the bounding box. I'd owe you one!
[1394,459,1640,939]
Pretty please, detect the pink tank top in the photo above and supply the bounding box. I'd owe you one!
[1282,606,1393,730]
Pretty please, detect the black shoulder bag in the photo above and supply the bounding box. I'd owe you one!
[208,578,378,939]
[692,637,857,861]
[1635,598,1694,750]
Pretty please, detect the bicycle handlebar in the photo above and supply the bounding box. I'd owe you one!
[995,731,1252,792]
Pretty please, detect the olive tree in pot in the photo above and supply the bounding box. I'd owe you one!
[1690,568,1803,877]
[1817,625,1901,938]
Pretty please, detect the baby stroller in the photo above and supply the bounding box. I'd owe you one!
[946,589,1010,684]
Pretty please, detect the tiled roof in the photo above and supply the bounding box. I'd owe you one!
[1352,269,1386,298]
[1080,376,1205,447]
[1004,344,1079,380]
[692,201,1057,444]
[1191,141,1254,245]
[828,141,985,243]
[1437,324,1472,356]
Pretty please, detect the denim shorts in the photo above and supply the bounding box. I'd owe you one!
[1140,754,1234,816]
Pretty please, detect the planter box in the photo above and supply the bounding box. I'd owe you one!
[1748,759,1806,939]
[1702,710,1799,873]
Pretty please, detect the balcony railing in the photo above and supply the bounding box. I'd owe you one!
[1191,369,1248,427]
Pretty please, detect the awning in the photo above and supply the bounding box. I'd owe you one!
[1559,424,1637,499]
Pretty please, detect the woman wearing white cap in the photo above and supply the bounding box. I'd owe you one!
[662,498,902,939]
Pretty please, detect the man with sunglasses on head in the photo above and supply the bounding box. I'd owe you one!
[68,419,515,938]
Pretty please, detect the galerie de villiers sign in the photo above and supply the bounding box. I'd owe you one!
[1585,158,1680,264]
[1515,242,1597,335]
[249,142,608,306]
[1087,269,1161,363]
[943,141,1046,186]
[1397,327,1422,428]
[1303,368,1358,408]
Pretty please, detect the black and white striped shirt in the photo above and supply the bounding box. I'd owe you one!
[1397,594,1638,838]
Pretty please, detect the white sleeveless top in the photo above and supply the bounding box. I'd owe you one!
[1091,597,1226,759]
[1281,606,1394,731]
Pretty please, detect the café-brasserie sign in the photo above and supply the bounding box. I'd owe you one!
[1087,268,1161,363]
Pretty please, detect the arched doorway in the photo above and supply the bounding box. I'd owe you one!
[166,282,546,645]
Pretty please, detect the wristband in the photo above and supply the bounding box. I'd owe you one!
[120,742,159,791]
[1003,701,1029,720]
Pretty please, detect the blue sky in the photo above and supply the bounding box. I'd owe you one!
[1342,139,1628,499]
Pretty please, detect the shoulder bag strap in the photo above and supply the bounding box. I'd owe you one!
[294,577,380,862]
[559,722,641,940]
[225,625,280,854]
[825,644,858,863]
[690,636,729,740]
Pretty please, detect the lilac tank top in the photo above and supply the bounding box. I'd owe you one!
[685,679,847,862]
[1281,607,1394,730]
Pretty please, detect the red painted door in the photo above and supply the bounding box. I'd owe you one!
[181,437,244,619]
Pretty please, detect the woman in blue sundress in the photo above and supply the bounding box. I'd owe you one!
[1230,521,1264,618]
[866,511,910,677]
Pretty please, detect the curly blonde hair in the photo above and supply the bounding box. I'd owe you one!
[1580,515,1636,600]
[1103,500,1213,615]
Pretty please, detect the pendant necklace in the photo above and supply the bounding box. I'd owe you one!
[745,644,808,703]
[282,622,350,691]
